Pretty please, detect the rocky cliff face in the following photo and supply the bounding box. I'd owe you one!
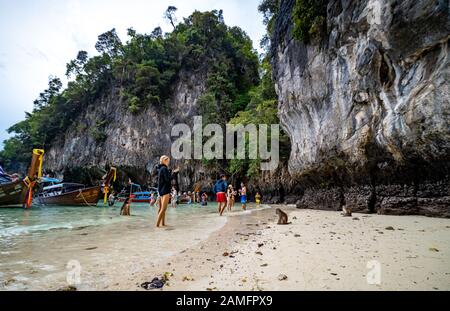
[45,71,213,188]
[272,0,450,216]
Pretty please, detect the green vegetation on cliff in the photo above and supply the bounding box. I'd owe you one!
[0,9,259,169]
[292,0,327,43]
[1,6,290,182]
[258,0,327,45]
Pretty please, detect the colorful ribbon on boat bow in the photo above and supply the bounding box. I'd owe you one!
[103,167,117,205]
[24,149,45,209]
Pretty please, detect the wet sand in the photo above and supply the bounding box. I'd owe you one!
[109,205,450,291]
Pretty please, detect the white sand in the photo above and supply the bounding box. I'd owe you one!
[117,206,450,291]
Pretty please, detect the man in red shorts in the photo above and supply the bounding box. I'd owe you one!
[213,174,228,216]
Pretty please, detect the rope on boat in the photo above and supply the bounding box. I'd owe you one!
[78,189,97,207]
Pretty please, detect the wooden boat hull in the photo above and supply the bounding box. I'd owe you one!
[0,149,45,208]
[0,181,27,207]
[117,198,151,203]
[35,186,101,206]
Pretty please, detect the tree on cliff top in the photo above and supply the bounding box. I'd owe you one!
[164,6,178,29]
[0,8,260,171]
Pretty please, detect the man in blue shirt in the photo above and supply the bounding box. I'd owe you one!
[213,174,228,216]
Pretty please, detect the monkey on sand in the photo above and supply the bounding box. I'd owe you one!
[276,208,290,225]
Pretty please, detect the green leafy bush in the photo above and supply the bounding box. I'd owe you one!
[292,0,327,43]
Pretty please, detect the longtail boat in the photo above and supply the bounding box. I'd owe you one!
[34,167,117,206]
[116,184,158,203]
[0,149,45,208]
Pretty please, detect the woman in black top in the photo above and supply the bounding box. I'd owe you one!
[156,155,178,227]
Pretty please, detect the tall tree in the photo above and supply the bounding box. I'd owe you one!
[66,50,88,78]
[33,76,62,110]
[95,28,123,57]
[164,6,178,29]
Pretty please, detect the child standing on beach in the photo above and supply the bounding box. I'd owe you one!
[201,192,208,206]
[171,187,178,208]
[239,183,247,210]
[226,185,234,212]
[255,192,261,207]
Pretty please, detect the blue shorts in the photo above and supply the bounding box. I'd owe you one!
[240,195,247,204]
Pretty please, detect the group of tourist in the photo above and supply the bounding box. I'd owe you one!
[150,155,262,227]
[213,174,254,216]
[113,155,263,228]
[169,188,208,207]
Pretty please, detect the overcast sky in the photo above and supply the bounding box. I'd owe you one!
[0,0,266,148]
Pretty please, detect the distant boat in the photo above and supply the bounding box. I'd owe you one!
[35,183,102,206]
[0,149,45,208]
[117,191,155,203]
[34,168,117,206]
[116,184,158,203]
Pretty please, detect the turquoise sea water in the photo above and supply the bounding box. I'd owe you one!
[0,202,216,241]
[0,201,262,290]
[0,202,221,290]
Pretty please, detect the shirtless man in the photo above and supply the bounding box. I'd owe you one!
[239,183,247,210]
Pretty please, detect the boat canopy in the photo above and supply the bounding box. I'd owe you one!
[43,183,84,191]
[40,177,62,183]
[133,192,153,196]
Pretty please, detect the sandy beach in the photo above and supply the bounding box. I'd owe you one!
[107,205,450,291]
[1,204,449,291]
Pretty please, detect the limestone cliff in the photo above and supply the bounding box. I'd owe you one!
[271,0,450,216]
[44,71,212,187]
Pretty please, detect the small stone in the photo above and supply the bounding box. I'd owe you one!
[58,286,77,291]
[385,226,395,231]
[278,274,288,281]
[223,252,229,257]
[429,247,439,252]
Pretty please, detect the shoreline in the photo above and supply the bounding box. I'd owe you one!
[108,205,450,291]
[1,204,449,291]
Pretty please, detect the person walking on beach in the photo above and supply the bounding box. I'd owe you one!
[239,182,247,211]
[226,185,234,212]
[214,174,228,216]
[255,191,261,207]
[171,187,178,208]
[156,156,179,227]
[150,192,157,207]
